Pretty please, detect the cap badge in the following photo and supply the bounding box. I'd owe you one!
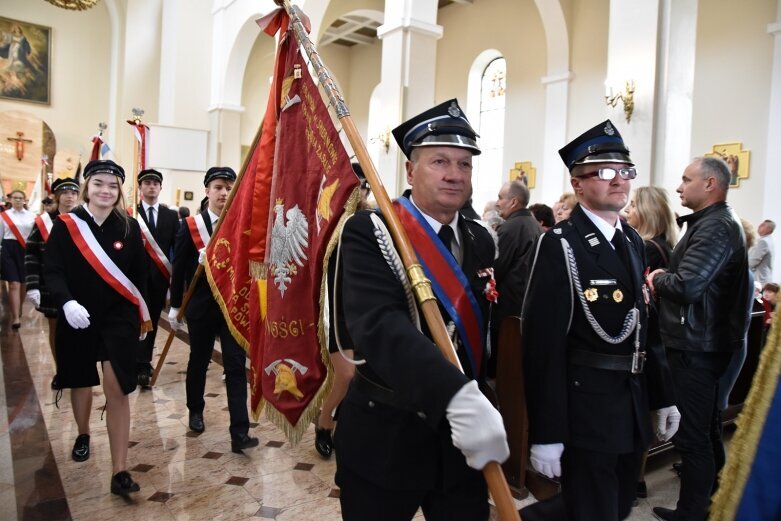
[113,241,124,251]
[584,288,599,302]
[604,121,615,136]
[553,227,562,235]
[612,289,624,303]
[447,102,461,118]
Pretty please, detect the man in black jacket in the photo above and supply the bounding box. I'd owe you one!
[491,179,541,376]
[523,120,678,521]
[334,99,508,520]
[647,157,750,521]
[135,169,179,387]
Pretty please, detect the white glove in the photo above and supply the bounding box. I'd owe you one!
[63,300,90,329]
[198,247,207,265]
[655,405,681,441]
[26,289,41,307]
[168,307,184,331]
[530,443,564,479]
[139,331,148,341]
[446,380,509,470]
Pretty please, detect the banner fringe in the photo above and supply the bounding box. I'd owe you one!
[250,260,268,280]
[204,260,250,351]
[710,306,781,520]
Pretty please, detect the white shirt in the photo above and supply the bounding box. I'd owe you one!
[409,195,462,263]
[0,208,35,241]
[207,209,220,227]
[141,201,160,219]
[580,205,623,248]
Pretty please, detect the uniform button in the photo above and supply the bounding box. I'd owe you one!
[417,411,427,419]
[574,381,580,387]
[368,400,375,408]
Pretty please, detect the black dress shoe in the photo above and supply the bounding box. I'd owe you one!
[315,427,333,459]
[72,433,90,462]
[11,322,20,330]
[137,370,150,388]
[672,462,682,476]
[653,506,676,521]
[637,480,648,498]
[231,433,259,453]
[189,412,205,433]
[110,471,140,497]
[51,375,60,390]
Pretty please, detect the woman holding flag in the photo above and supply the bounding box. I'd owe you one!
[0,189,35,329]
[44,159,150,497]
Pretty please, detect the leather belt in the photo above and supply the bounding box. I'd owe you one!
[569,349,637,372]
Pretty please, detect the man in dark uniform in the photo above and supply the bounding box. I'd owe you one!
[490,179,542,376]
[135,169,179,387]
[334,99,509,520]
[522,120,679,521]
[168,167,258,453]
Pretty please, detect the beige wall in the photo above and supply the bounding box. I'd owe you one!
[0,0,112,157]
[690,0,776,224]
[240,35,275,147]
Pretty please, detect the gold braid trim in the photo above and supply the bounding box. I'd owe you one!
[710,308,781,521]
[204,259,250,351]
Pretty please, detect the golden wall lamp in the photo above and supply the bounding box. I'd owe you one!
[605,80,635,123]
[369,127,391,153]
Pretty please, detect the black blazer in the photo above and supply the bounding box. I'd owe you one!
[137,203,179,291]
[170,209,217,320]
[335,208,496,490]
[523,205,674,454]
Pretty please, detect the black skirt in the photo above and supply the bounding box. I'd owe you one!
[1,239,25,282]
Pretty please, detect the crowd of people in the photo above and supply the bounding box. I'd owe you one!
[0,99,776,520]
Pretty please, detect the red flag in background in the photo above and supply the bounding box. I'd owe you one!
[204,8,359,444]
[126,119,149,170]
[90,134,103,161]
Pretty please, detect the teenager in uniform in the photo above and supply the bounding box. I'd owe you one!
[333,100,508,520]
[168,166,258,453]
[44,160,151,496]
[0,189,35,328]
[135,168,180,387]
[25,177,80,389]
[522,121,679,521]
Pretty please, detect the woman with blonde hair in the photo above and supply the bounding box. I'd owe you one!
[44,160,149,496]
[554,192,578,223]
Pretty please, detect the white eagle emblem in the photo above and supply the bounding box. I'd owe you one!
[269,201,309,296]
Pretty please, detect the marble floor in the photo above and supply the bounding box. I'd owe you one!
[0,302,700,520]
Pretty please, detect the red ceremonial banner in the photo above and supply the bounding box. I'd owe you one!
[204,8,359,443]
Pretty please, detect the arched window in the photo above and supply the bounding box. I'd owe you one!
[473,57,506,213]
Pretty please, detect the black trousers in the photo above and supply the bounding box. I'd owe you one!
[186,311,249,438]
[560,445,642,521]
[668,349,732,520]
[337,465,488,521]
[136,274,169,370]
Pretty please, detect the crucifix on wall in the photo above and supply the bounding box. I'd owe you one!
[7,131,33,161]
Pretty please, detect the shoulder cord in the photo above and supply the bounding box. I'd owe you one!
[520,235,575,334]
[560,237,640,346]
[331,216,365,366]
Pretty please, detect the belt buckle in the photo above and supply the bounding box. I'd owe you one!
[631,351,646,374]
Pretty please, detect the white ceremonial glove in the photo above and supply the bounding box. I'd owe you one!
[198,247,207,266]
[139,331,148,341]
[26,289,41,307]
[446,380,509,470]
[63,300,91,329]
[655,405,681,442]
[168,307,184,331]
[530,443,564,479]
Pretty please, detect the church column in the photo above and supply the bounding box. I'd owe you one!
[764,3,781,278]
[207,105,244,169]
[653,0,698,204]
[539,72,572,207]
[375,0,442,195]
[605,0,661,183]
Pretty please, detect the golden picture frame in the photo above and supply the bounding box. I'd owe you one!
[509,161,536,189]
[0,17,52,105]
[705,142,750,188]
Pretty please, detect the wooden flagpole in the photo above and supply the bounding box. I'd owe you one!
[276,2,520,519]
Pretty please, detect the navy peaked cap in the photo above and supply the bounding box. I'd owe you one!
[84,159,125,183]
[51,177,80,193]
[138,169,163,184]
[204,166,236,186]
[392,99,480,160]
[558,120,633,172]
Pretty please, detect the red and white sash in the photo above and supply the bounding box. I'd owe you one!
[1,211,27,248]
[185,214,211,250]
[34,213,54,242]
[137,214,172,280]
[58,213,152,332]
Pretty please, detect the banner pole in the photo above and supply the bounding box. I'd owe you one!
[276,2,520,519]
[150,125,264,386]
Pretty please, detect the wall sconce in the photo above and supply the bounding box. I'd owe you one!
[605,80,635,123]
[369,127,391,153]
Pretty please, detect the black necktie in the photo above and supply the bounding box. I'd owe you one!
[438,225,455,257]
[147,206,156,234]
[611,229,630,270]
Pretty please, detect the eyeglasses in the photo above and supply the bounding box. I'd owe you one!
[578,167,637,181]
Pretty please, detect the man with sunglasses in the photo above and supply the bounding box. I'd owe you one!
[521,120,678,520]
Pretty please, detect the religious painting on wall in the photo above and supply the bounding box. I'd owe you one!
[705,142,750,188]
[509,161,536,189]
[0,17,51,105]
